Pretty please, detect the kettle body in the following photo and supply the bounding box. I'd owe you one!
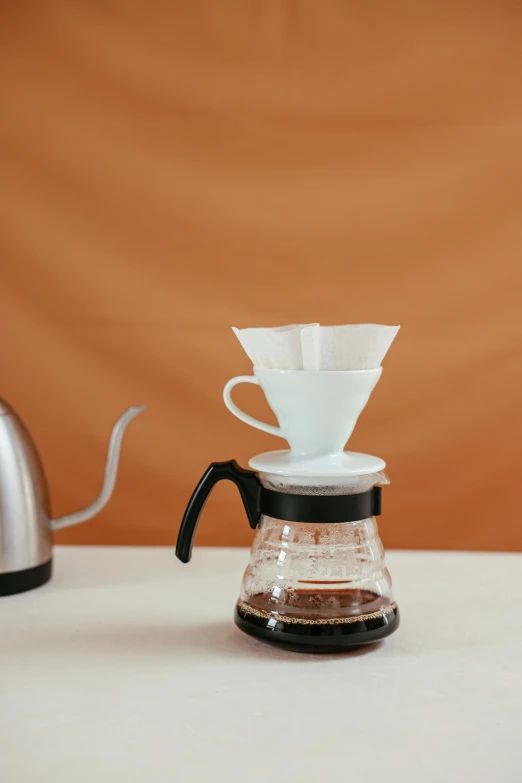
[0,400,143,596]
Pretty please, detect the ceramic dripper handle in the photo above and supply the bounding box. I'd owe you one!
[223,376,283,438]
[176,460,261,563]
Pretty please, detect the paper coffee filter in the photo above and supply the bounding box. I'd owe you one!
[233,323,399,370]
[232,324,319,370]
[312,324,400,370]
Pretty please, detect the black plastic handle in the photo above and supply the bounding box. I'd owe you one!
[176,460,261,563]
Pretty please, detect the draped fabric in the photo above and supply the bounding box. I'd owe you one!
[1,2,521,549]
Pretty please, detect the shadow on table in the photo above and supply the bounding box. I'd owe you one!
[3,618,385,663]
[177,620,385,662]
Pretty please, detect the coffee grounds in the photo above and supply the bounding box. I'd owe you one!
[235,588,399,653]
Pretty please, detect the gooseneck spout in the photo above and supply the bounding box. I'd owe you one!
[51,406,145,531]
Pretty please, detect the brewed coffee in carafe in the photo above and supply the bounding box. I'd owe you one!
[177,324,400,653]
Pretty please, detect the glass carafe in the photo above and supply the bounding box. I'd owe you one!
[176,461,399,653]
[235,471,398,652]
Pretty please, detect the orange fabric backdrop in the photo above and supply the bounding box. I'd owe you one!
[1,2,521,550]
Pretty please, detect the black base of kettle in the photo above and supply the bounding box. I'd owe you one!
[0,559,52,597]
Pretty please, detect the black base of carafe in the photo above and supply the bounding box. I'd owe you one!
[234,601,400,653]
[0,559,53,597]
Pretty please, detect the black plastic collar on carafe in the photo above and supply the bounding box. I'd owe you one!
[259,484,381,524]
[176,460,382,563]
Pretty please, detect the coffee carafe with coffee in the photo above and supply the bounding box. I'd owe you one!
[177,324,400,652]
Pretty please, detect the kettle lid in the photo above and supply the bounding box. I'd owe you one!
[0,398,13,416]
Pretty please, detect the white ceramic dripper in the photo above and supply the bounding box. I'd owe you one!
[223,367,381,459]
[227,322,399,476]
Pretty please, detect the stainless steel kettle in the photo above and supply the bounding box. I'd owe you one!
[0,399,144,596]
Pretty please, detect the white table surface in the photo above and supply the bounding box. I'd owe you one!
[1,547,521,783]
